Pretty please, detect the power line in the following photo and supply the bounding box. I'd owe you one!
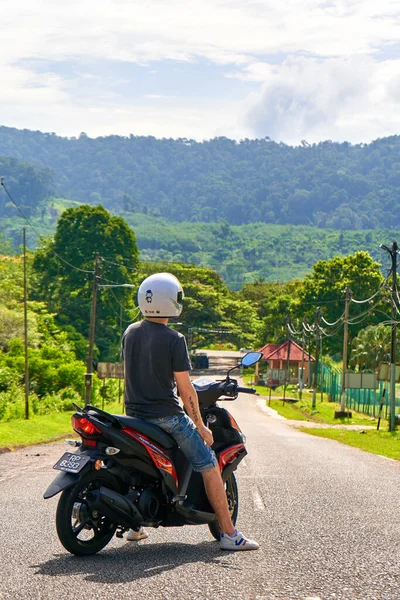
[321,311,345,327]
[108,287,137,314]
[107,300,141,323]
[347,298,382,325]
[320,326,343,338]
[287,322,300,336]
[0,177,93,274]
[350,275,391,304]
[100,256,138,271]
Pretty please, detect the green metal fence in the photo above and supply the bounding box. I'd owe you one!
[319,363,390,418]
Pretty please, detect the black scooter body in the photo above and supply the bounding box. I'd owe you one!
[44,363,259,546]
[44,403,246,525]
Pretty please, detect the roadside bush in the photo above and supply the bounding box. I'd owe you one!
[0,387,87,422]
[0,386,25,421]
[56,362,86,397]
[0,366,20,392]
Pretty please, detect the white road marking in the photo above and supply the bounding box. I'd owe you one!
[252,488,265,511]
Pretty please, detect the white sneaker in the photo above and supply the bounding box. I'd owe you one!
[220,529,259,551]
[125,527,149,541]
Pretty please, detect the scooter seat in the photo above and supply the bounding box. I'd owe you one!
[114,415,177,449]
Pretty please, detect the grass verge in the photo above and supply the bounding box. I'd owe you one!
[245,379,385,427]
[264,396,380,426]
[0,400,125,449]
[301,428,400,461]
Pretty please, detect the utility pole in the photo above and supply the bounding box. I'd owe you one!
[335,286,352,418]
[283,319,290,402]
[85,252,100,404]
[320,334,323,403]
[118,305,122,404]
[305,318,311,387]
[96,282,135,409]
[312,307,322,410]
[299,325,305,401]
[23,228,29,420]
[380,242,399,431]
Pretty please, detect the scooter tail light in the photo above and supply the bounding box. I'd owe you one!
[72,415,101,437]
[219,444,245,470]
[82,439,97,447]
[123,427,178,488]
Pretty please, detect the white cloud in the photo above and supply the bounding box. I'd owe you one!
[4,0,400,65]
[243,55,400,143]
[2,0,400,141]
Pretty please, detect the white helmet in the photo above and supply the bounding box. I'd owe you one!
[137,273,184,318]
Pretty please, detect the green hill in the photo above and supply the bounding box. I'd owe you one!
[1,205,396,289]
[1,126,400,229]
[1,126,400,288]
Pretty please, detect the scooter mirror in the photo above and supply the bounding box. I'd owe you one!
[241,351,263,367]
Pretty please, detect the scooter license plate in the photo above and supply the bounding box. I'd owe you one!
[53,452,90,474]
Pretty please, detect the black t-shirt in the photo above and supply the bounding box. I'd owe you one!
[121,320,192,419]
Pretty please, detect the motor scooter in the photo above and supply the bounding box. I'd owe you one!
[44,351,262,556]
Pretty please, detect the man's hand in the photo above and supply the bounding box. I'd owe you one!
[174,371,214,447]
[198,424,214,447]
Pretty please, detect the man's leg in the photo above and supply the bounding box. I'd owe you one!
[143,414,233,533]
[142,415,258,550]
[201,465,235,536]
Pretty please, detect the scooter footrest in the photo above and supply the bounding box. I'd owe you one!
[172,495,187,503]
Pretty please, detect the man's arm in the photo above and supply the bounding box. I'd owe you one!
[174,370,213,447]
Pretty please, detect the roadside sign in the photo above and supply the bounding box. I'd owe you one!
[97,362,124,380]
[268,369,287,382]
[377,362,400,382]
[345,372,378,389]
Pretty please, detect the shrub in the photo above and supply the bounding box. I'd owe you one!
[0,386,25,421]
[0,366,20,392]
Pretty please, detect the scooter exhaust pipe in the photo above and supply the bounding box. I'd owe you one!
[87,486,143,529]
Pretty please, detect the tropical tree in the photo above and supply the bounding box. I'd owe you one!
[350,324,391,371]
[239,279,302,346]
[298,251,385,355]
[32,205,139,360]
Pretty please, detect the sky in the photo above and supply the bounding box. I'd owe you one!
[2,0,400,145]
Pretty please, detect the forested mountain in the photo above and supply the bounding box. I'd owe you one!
[1,126,400,229]
[0,154,52,219]
[1,206,396,289]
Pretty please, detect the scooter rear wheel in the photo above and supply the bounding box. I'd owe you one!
[56,470,120,556]
[208,472,238,541]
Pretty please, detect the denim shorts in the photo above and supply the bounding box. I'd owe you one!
[146,413,217,472]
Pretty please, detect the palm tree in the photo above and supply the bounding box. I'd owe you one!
[350,324,390,371]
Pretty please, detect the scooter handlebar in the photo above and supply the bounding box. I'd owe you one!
[236,386,257,395]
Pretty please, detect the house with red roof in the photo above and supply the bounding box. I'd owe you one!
[258,339,315,387]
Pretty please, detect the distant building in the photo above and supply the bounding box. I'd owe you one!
[258,340,315,387]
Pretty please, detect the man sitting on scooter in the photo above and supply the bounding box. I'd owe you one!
[121,272,259,551]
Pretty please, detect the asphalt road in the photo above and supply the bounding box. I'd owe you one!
[1,394,400,600]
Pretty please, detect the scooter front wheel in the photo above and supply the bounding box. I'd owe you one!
[56,470,120,556]
[208,472,238,541]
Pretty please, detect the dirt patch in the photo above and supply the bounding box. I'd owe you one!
[0,433,76,454]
